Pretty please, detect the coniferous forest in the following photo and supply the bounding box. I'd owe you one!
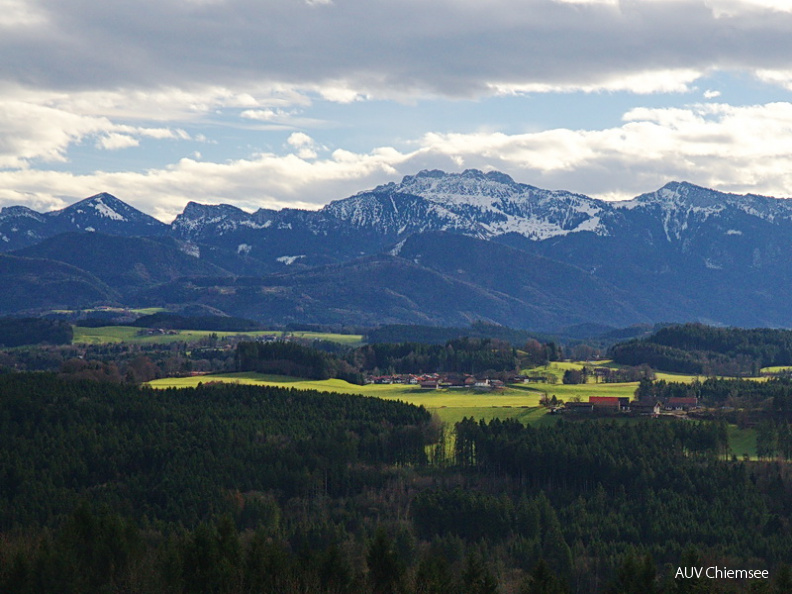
[2,372,792,592]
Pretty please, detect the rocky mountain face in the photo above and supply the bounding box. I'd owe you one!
[5,170,792,329]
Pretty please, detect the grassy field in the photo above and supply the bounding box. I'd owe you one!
[147,372,546,425]
[148,369,763,458]
[73,326,364,346]
[53,307,167,315]
[145,360,711,427]
[727,425,758,459]
[761,366,792,374]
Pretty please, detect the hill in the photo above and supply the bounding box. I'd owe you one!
[610,323,792,375]
[15,233,231,296]
[0,254,118,314]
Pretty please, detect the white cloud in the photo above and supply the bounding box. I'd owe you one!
[96,133,139,151]
[706,0,792,17]
[755,70,792,91]
[0,101,111,168]
[0,0,47,27]
[287,132,313,148]
[489,69,703,95]
[0,96,194,166]
[4,101,792,220]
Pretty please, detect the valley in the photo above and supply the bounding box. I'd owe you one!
[5,171,792,592]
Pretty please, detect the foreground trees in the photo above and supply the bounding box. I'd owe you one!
[2,373,792,592]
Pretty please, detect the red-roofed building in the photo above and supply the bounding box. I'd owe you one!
[589,396,620,408]
[589,396,630,411]
[667,397,699,411]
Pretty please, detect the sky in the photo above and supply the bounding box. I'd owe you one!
[3,0,792,221]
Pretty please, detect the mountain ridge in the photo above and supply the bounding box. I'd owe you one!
[5,170,792,329]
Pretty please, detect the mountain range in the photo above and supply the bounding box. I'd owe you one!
[3,169,792,330]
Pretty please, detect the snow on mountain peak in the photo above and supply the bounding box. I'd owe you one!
[90,195,127,221]
[342,169,612,241]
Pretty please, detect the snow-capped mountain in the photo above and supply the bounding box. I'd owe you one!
[171,202,278,241]
[48,193,168,236]
[325,169,614,241]
[617,181,792,242]
[0,206,53,248]
[0,193,166,251]
[8,171,792,328]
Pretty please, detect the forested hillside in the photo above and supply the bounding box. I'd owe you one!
[0,374,432,529]
[611,323,792,375]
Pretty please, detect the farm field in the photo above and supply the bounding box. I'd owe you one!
[761,366,792,374]
[52,307,167,316]
[72,326,364,346]
[147,372,546,425]
[148,370,761,457]
[523,360,768,387]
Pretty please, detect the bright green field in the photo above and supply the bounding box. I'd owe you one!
[53,307,167,315]
[147,372,546,425]
[73,326,364,346]
[147,371,761,457]
[761,366,792,374]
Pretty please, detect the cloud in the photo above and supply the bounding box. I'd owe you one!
[3,101,792,220]
[409,102,792,200]
[0,0,48,27]
[3,0,792,104]
[0,95,193,167]
[3,1,792,220]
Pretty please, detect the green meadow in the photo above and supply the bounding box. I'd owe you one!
[147,372,547,426]
[138,353,777,461]
[72,326,364,346]
[145,361,719,427]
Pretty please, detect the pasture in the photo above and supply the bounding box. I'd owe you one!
[72,326,364,346]
[148,366,766,459]
[147,372,547,426]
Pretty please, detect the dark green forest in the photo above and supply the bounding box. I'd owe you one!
[236,336,558,381]
[610,323,792,375]
[2,373,792,592]
[0,317,73,348]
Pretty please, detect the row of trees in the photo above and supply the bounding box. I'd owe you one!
[236,335,561,381]
[635,376,792,412]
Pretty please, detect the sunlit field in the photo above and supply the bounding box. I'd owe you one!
[148,372,546,425]
[146,358,766,455]
[73,326,364,346]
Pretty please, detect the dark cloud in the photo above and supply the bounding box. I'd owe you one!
[2,0,791,97]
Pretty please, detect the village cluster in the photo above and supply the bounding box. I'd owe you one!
[365,373,520,390]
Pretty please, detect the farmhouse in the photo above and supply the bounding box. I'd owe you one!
[667,396,699,411]
[630,400,661,416]
[588,396,630,411]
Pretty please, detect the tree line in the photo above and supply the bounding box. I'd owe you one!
[236,335,560,380]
